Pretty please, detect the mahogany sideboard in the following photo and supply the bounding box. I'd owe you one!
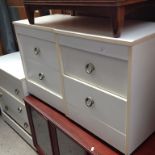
[24,0,148,38]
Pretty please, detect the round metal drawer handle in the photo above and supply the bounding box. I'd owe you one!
[34,47,40,55]
[17,107,22,113]
[14,89,20,95]
[24,122,29,129]
[4,106,8,111]
[38,73,45,80]
[85,97,94,107]
[85,63,95,74]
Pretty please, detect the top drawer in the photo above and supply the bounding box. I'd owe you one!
[0,69,27,102]
[59,36,128,98]
[16,27,60,71]
[58,35,129,61]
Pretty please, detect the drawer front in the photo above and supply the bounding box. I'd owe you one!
[0,70,26,102]
[59,35,129,61]
[0,88,30,133]
[18,34,59,71]
[26,60,62,96]
[64,76,126,152]
[64,76,126,133]
[27,80,64,114]
[61,46,128,98]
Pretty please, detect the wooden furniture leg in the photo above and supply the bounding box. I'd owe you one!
[25,5,35,24]
[111,6,125,38]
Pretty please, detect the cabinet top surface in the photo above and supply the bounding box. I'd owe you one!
[14,14,155,46]
[24,0,146,6]
[0,53,25,79]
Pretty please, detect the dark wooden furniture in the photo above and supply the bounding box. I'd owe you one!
[25,95,155,155]
[24,0,148,38]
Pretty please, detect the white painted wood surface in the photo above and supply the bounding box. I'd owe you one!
[0,88,30,134]
[64,75,126,152]
[0,52,28,102]
[26,60,62,96]
[0,53,25,79]
[59,34,129,60]
[0,69,26,102]
[64,75,126,132]
[17,34,59,71]
[61,45,128,98]
[27,80,64,113]
[126,37,155,154]
[14,15,155,154]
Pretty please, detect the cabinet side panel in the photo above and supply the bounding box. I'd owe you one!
[128,38,155,154]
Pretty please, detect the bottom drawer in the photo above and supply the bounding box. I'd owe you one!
[2,112,33,148]
[0,88,30,134]
[27,80,65,114]
[64,76,126,153]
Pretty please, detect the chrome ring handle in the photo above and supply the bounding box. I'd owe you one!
[14,89,20,95]
[24,122,28,129]
[17,107,22,113]
[85,97,94,108]
[85,63,95,74]
[4,106,8,111]
[38,73,45,80]
[34,47,40,55]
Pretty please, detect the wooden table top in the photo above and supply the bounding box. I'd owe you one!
[24,0,147,6]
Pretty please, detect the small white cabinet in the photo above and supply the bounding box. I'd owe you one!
[14,15,155,154]
[0,53,32,146]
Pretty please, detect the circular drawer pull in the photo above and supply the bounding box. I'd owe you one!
[14,89,20,95]
[85,63,95,74]
[38,73,45,80]
[4,106,8,111]
[17,107,22,113]
[85,97,94,107]
[24,122,29,129]
[34,47,40,55]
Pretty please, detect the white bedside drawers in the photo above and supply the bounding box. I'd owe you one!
[0,53,33,146]
[14,15,155,154]
[15,25,63,113]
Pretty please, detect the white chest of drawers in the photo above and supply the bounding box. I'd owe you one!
[0,53,33,146]
[14,15,155,154]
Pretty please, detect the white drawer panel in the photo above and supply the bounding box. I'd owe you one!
[59,35,129,61]
[0,70,26,102]
[64,76,126,152]
[64,76,126,133]
[0,88,30,134]
[27,80,64,114]
[26,60,62,96]
[15,26,55,42]
[18,34,59,71]
[61,46,128,98]
[68,105,126,153]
